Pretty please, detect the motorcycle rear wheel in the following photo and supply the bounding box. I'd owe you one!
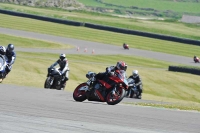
[106,87,125,105]
[130,90,134,98]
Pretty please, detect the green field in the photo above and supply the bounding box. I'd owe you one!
[0,3,200,40]
[78,0,200,19]
[1,13,200,57]
[78,0,200,13]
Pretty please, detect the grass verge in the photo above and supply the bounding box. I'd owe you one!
[124,102,200,112]
[0,33,72,49]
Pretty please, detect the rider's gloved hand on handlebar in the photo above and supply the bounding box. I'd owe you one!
[110,71,115,76]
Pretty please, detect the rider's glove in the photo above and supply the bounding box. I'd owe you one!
[110,71,114,76]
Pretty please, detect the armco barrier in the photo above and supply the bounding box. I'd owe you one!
[1,9,200,45]
[0,9,83,26]
[85,23,200,46]
[168,66,200,75]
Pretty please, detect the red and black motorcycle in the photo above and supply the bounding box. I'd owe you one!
[123,43,129,50]
[194,57,200,63]
[73,70,129,105]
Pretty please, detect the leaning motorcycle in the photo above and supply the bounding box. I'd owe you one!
[0,55,8,83]
[125,78,141,99]
[123,44,129,50]
[73,70,128,105]
[44,68,66,90]
[194,57,200,63]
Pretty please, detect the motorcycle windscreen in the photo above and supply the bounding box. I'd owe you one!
[112,70,128,86]
[51,69,61,76]
[127,78,134,84]
[0,56,5,71]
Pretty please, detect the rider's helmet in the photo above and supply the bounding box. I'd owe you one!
[6,44,14,53]
[60,53,66,61]
[194,55,196,58]
[0,46,6,55]
[132,70,139,78]
[116,61,126,71]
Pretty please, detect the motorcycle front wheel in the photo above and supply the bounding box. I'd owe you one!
[106,87,125,105]
[44,77,52,89]
[73,83,88,102]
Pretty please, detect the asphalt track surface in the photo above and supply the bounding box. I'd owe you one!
[0,27,200,133]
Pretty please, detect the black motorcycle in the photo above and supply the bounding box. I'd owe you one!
[44,68,66,90]
[125,78,141,99]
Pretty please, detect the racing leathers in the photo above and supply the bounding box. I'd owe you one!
[5,50,16,75]
[128,75,143,96]
[95,66,116,80]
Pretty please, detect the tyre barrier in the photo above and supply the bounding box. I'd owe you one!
[0,9,83,26]
[84,23,200,46]
[168,66,200,75]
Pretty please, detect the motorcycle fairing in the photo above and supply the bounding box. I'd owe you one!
[50,68,61,76]
[95,89,105,102]
[98,79,111,89]
[0,55,7,79]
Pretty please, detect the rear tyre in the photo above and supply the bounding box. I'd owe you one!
[73,83,87,102]
[136,95,142,99]
[130,90,134,98]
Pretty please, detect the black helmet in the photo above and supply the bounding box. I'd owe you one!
[60,53,66,61]
[7,44,14,53]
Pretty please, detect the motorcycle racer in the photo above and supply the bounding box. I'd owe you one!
[128,70,143,99]
[0,44,16,76]
[49,54,69,89]
[194,55,199,63]
[95,61,127,80]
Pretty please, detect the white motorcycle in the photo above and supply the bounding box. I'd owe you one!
[0,55,8,83]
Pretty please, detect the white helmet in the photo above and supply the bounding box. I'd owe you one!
[132,70,138,78]
[0,46,6,55]
[60,53,66,61]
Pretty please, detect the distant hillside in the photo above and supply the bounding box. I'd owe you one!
[0,0,85,9]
